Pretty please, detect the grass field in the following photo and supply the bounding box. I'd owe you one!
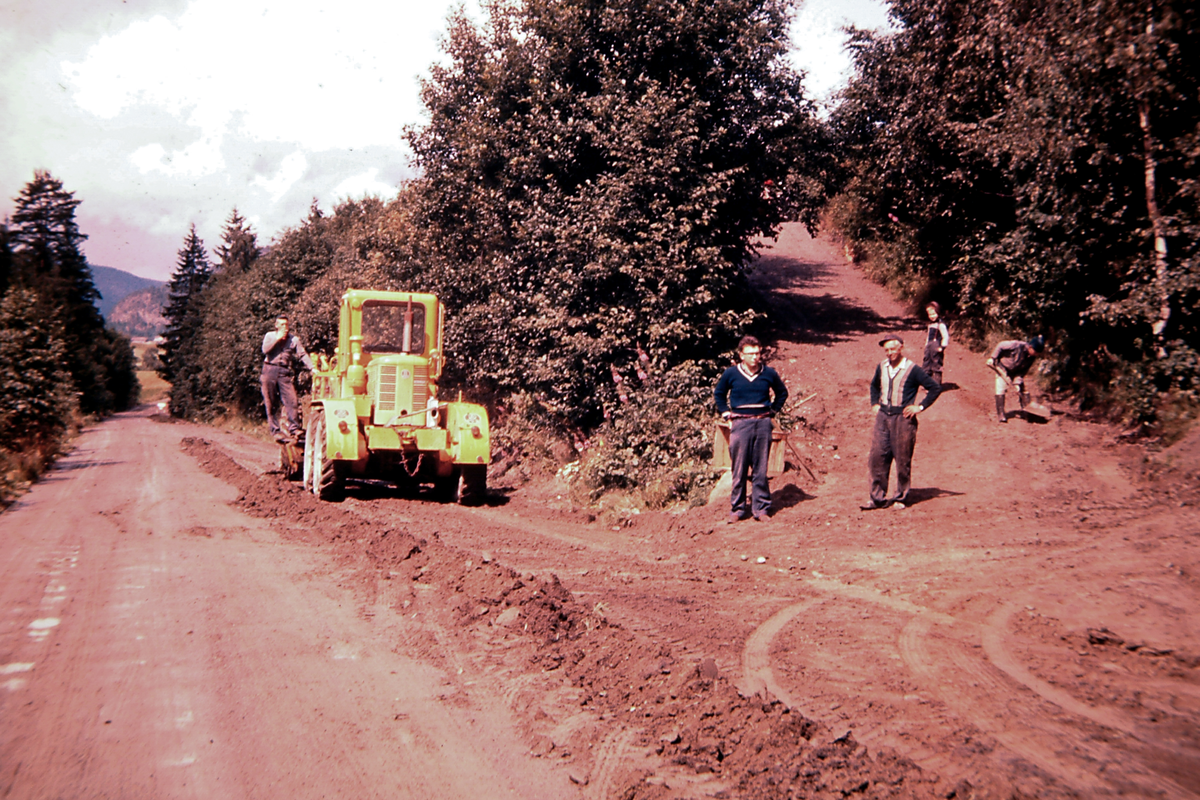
[130,341,170,407]
[136,370,170,406]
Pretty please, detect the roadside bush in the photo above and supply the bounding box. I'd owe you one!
[574,361,719,508]
[0,288,78,506]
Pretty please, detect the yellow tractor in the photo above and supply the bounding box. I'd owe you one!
[301,289,489,503]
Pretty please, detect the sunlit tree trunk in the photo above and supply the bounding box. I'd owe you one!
[1139,100,1170,346]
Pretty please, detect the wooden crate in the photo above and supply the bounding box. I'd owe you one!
[712,422,787,477]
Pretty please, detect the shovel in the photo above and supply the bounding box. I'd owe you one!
[989,364,1050,420]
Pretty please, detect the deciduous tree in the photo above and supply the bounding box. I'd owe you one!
[407,0,827,427]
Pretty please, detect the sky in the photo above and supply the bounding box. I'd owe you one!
[0,0,892,282]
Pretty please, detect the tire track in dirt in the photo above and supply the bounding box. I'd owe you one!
[742,572,1200,798]
[584,726,638,800]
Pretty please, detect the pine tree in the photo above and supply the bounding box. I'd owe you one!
[160,224,214,416]
[0,288,76,450]
[0,221,12,298]
[214,208,260,273]
[7,170,138,414]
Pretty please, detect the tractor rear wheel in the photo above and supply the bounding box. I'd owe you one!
[311,416,344,501]
[457,464,486,506]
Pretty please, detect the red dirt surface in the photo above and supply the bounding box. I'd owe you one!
[3,227,1198,799]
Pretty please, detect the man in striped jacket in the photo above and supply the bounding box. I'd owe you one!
[864,334,942,510]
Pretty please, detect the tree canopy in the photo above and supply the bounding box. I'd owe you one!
[829,0,1200,421]
[5,170,138,415]
[405,0,827,426]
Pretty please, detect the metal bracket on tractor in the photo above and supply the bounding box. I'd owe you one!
[279,431,305,480]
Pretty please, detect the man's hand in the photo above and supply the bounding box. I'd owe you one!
[902,404,922,418]
[871,404,880,415]
[985,357,994,367]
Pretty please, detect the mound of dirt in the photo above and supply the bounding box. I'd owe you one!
[181,436,934,798]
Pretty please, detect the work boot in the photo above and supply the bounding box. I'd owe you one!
[726,513,742,524]
[995,396,1007,423]
[1018,390,1030,410]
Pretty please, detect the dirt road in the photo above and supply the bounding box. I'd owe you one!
[0,418,573,799]
[3,226,1198,799]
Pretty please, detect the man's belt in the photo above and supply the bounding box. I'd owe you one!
[263,362,293,373]
[878,404,905,415]
[729,411,771,420]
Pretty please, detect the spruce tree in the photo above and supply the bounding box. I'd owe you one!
[160,224,214,416]
[7,170,138,414]
[0,221,12,298]
[214,208,260,273]
[0,288,75,450]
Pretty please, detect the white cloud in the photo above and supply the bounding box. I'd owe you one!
[61,0,453,152]
[790,0,894,102]
[253,151,308,202]
[129,134,225,177]
[331,167,396,202]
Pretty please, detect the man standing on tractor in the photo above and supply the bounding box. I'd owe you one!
[986,335,1045,423]
[715,335,788,523]
[261,314,314,443]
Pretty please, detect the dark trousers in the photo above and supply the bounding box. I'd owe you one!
[923,340,944,385]
[261,365,299,439]
[868,412,917,505]
[729,416,773,516]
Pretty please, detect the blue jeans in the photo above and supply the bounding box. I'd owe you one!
[729,416,773,517]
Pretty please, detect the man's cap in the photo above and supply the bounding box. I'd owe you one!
[878,334,904,347]
[1029,335,1045,352]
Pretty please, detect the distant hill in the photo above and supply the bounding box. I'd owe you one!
[108,285,169,340]
[91,265,163,319]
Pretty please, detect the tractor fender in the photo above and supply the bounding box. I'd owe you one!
[444,401,490,466]
[317,399,364,462]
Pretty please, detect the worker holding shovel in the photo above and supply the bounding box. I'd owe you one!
[986,335,1046,423]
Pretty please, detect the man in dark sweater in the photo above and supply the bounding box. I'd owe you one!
[714,336,789,523]
[865,334,942,510]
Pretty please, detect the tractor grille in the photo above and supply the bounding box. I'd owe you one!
[373,363,428,426]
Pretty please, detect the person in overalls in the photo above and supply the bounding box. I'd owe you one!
[922,301,949,385]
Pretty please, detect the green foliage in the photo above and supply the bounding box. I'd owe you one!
[170,198,410,420]
[0,289,76,448]
[0,288,78,505]
[6,170,138,415]
[214,208,260,274]
[0,222,11,297]
[405,0,826,429]
[160,224,214,417]
[830,0,1200,425]
[574,360,718,507]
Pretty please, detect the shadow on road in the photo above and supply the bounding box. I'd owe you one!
[751,251,907,346]
[904,486,966,505]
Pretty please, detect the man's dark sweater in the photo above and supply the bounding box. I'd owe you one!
[714,365,788,416]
